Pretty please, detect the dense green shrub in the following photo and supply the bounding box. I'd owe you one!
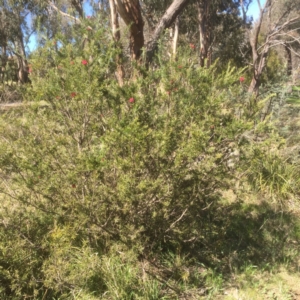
[0,25,293,298]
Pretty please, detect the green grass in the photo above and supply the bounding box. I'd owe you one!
[197,191,300,300]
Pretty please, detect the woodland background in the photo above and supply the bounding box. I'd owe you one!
[1,0,300,299]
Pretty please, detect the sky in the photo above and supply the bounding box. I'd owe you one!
[247,0,266,20]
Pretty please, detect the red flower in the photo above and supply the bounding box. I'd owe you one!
[178,65,182,69]
[86,15,91,19]
[190,43,195,50]
[129,97,135,103]
[70,61,74,65]
[70,92,77,98]
[239,76,245,83]
[81,59,88,65]
[167,91,171,95]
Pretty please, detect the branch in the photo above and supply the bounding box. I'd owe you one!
[165,208,188,233]
[240,0,252,24]
[257,0,262,12]
[272,16,300,36]
[145,0,190,63]
[251,0,271,51]
[48,1,81,24]
[70,0,84,18]
[272,5,295,29]
[265,40,300,58]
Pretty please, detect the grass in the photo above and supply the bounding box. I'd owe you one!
[198,190,300,300]
[222,269,300,299]
[1,180,299,299]
[102,189,300,300]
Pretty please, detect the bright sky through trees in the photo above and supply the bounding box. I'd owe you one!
[26,0,265,52]
[248,0,266,20]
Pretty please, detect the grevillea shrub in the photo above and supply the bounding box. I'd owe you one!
[0,25,282,298]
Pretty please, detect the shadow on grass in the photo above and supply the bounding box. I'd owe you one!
[151,198,300,295]
[186,199,300,274]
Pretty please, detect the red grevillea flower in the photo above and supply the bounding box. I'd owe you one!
[189,43,195,50]
[70,92,77,98]
[70,61,74,65]
[129,97,135,103]
[86,15,91,19]
[81,59,88,65]
[239,76,245,83]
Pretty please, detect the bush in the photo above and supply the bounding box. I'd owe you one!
[0,26,291,298]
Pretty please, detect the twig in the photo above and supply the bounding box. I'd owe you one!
[165,208,188,233]
[48,2,81,24]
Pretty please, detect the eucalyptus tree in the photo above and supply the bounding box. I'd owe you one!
[0,0,34,83]
[107,0,190,62]
[0,0,89,85]
[248,0,300,94]
[176,0,251,67]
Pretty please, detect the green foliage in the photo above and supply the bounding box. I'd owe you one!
[246,148,299,200]
[263,50,286,84]
[0,24,298,299]
[287,86,300,106]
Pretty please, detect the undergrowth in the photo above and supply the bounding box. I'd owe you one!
[0,23,299,299]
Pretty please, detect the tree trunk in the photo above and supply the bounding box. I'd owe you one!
[172,16,180,57]
[197,0,209,67]
[14,27,30,84]
[284,43,292,77]
[109,0,124,85]
[113,0,189,63]
[0,42,7,84]
[71,0,84,18]
[145,0,190,63]
[248,0,271,95]
[248,44,269,95]
[114,0,144,60]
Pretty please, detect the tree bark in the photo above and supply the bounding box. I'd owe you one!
[0,41,7,84]
[197,0,209,67]
[284,43,292,77]
[145,0,190,63]
[113,0,189,63]
[172,16,180,57]
[71,0,84,18]
[109,0,125,85]
[248,0,271,95]
[14,24,30,84]
[248,45,268,95]
[114,0,144,60]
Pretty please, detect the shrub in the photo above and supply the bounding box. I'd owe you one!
[0,26,291,298]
